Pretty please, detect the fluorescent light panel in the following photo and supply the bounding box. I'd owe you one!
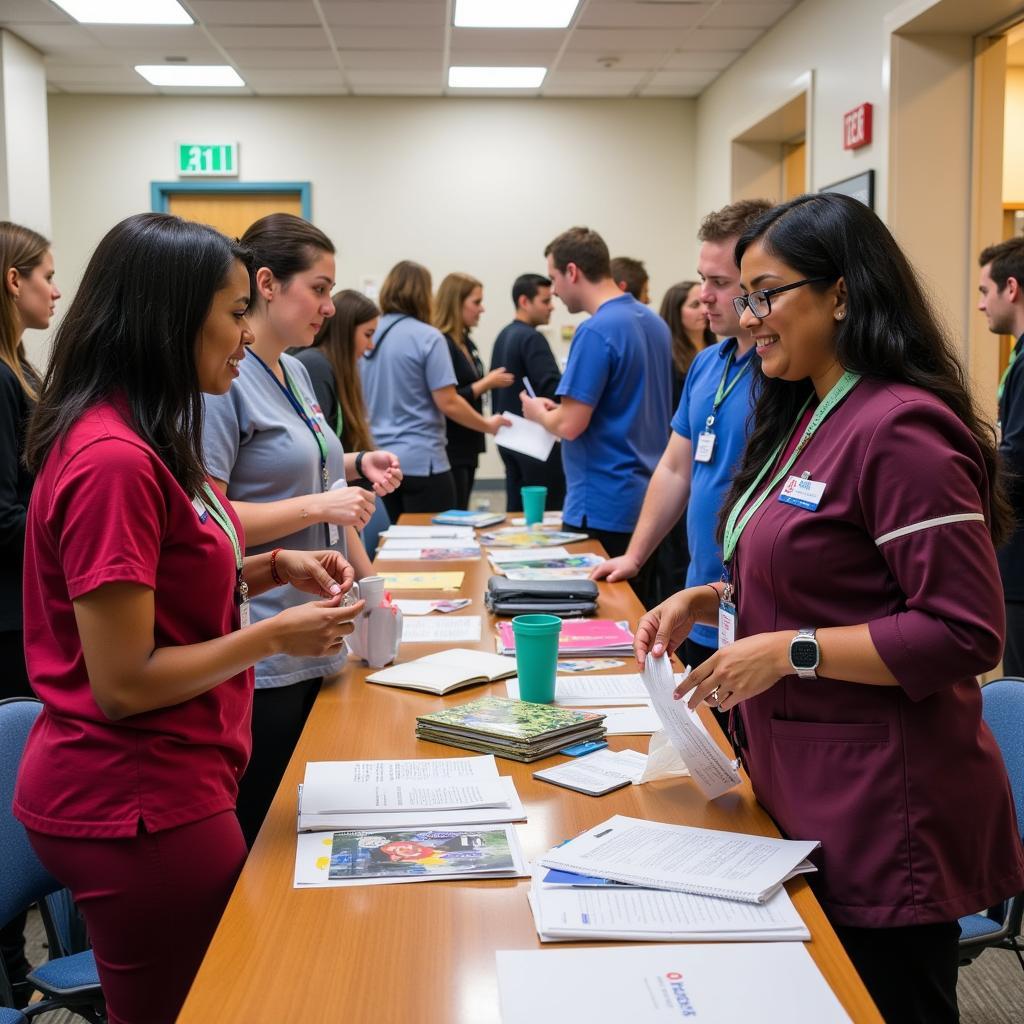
[454,0,580,29]
[448,66,547,89]
[51,0,193,24]
[135,65,245,87]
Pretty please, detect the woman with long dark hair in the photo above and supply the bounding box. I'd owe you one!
[659,279,715,409]
[636,193,1024,1023]
[16,213,363,1024]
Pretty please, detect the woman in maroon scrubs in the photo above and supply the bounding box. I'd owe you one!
[637,193,1024,1023]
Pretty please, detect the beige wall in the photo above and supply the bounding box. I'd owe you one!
[43,93,695,479]
[1004,67,1024,204]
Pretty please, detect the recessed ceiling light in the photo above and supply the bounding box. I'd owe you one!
[448,66,547,89]
[454,0,580,29]
[135,65,245,88]
[51,0,193,24]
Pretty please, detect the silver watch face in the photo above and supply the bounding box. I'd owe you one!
[790,640,818,670]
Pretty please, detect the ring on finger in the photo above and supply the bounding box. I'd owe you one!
[707,685,721,704]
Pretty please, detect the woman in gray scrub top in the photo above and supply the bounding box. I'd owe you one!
[202,214,400,847]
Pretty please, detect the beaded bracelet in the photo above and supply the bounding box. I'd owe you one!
[269,548,285,585]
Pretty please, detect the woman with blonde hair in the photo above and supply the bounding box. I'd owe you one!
[361,261,507,519]
[434,273,513,508]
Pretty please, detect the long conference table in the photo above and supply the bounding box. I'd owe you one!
[176,519,883,1023]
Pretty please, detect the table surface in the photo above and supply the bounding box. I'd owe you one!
[176,519,882,1023]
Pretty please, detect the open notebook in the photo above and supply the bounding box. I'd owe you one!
[366,648,517,695]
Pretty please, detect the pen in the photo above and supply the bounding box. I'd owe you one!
[523,376,537,399]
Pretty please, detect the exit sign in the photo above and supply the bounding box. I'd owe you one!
[177,142,238,177]
[842,103,872,150]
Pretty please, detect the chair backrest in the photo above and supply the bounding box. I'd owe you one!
[982,679,1024,842]
[0,698,62,928]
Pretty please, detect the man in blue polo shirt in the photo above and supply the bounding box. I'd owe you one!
[592,199,771,669]
[520,226,671,609]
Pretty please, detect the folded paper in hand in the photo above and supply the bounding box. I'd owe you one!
[495,413,558,462]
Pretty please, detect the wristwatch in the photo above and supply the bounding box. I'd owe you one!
[789,629,819,680]
[354,450,366,478]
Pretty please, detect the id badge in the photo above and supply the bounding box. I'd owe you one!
[191,495,208,523]
[695,431,716,464]
[328,523,340,547]
[779,475,826,511]
[718,599,736,648]
[239,598,251,629]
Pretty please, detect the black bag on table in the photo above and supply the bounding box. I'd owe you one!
[485,576,599,617]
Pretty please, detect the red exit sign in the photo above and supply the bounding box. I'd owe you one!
[843,103,872,150]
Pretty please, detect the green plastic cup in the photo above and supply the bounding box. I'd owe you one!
[521,486,548,527]
[512,614,562,704]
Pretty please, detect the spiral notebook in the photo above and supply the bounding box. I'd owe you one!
[537,815,819,905]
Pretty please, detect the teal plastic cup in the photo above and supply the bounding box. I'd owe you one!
[512,614,562,704]
[521,486,548,527]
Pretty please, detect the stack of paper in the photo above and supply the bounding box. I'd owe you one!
[297,755,526,832]
[489,551,604,581]
[380,571,465,591]
[479,529,588,548]
[496,945,852,1022]
[505,673,671,705]
[295,824,527,889]
[432,509,505,527]
[381,524,476,541]
[416,696,606,762]
[367,648,517,696]
[401,615,482,644]
[533,748,647,796]
[496,619,634,658]
[377,537,481,561]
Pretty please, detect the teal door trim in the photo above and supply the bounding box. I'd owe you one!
[150,181,312,219]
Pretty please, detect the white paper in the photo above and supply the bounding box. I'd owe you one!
[417,647,517,677]
[510,514,562,526]
[488,547,570,565]
[538,815,820,904]
[382,525,475,540]
[495,944,851,1023]
[641,653,742,799]
[303,780,510,815]
[494,412,558,461]
[377,545,481,561]
[533,749,647,794]
[392,599,472,616]
[589,705,660,735]
[401,616,481,643]
[530,873,810,942]
[505,673,674,705]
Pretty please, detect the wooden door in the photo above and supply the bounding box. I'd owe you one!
[166,191,303,239]
[782,139,806,199]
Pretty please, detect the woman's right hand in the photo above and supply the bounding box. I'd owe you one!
[484,414,512,435]
[482,367,515,392]
[315,486,376,528]
[269,594,365,657]
[634,589,706,664]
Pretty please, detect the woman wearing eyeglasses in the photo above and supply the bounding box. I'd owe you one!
[636,193,1024,1024]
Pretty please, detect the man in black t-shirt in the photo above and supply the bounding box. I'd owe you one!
[490,274,566,513]
[979,237,1024,674]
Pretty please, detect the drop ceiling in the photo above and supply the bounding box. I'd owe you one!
[1,0,799,98]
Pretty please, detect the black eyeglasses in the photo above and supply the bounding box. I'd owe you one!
[732,276,831,319]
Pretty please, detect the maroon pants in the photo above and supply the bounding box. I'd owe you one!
[28,811,246,1024]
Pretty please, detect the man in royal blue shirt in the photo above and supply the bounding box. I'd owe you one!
[591,200,771,669]
[520,226,671,608]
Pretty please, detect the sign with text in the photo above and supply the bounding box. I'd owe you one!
[842,103,872,150]
[177,142,238,177]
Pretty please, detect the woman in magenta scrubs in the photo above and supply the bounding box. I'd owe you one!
[637,193,1024,1023]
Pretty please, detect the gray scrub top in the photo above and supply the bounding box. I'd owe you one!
[359,313,457,476]
[203,351,348,689]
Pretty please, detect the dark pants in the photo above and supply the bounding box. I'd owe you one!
[451,463,477,511]
[236,677,322,848]
[29,811,247,1024]
[654,514,689,607]
[834,920,961,1024]
[500,445,566,514]
[565,519,659,611]
[1004,601,1024,676]
[383,471,457,521]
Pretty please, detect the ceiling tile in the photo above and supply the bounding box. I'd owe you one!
[557,50,667,71]
[0,1,71,24]
[543,83,638,97]
[676,27,765,50]
[568,28,693,51]
[188,1,322,26]
[203,25,328,48]
[329,25,444,49]
[662,50,743,71]
[44,45,221,66]
[449,48,559,66]
[700,3,794,29]
[227,49,338,69]
[45,64,145,85]
[347,68,441,86]
[321,2,445,28]
[81,25,209,49]
[449,27,567,52]
[4,23,98,51]
[544,70,647,88]
[242,68,345,87]
[639,84,702,97]
[646,69,718,89]
[350,83,439,95]
[337,49,442,71]
[578,2,712,30]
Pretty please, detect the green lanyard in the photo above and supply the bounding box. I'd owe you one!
[998,345,1020,403]
[282,364,331,492]
[198,482,247,605]
[707,348,751,429]
[721,370,862,570]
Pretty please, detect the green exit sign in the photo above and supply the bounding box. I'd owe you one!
[177,142,238,177]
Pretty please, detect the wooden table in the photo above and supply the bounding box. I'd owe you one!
[177,522,882,1023]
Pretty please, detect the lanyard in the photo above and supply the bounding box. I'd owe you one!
[251,351,331,492]
[706,347,751,431]
[998,345,1020,403]
[721,370,861,569]
[198,482,247,604]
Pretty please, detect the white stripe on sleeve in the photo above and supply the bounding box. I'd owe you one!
[874,512,986,547]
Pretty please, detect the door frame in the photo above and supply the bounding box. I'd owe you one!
[150,180,312,219]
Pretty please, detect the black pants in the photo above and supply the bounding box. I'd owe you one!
[1004,601,1024,676]
[654,513,689,607]
[236,677,322,848]
[565,519,659,611]
[499,446,566,514]
[451,463,477,511]
[382,470,457,522]
[834,920,961,1024]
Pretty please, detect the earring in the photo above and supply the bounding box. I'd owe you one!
[835,310,845,321]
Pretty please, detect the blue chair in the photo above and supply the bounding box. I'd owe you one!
[0,698,105,1021]
[0,1010,26,1024]
[362,497,391,559]
[958,678,1024,972]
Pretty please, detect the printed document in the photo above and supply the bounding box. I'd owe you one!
[495,413,558,461]
[402,616,482,643]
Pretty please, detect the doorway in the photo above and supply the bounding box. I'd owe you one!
[150,181,312,238]
[730,86,810,204]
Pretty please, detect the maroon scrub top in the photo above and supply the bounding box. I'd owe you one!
[732,377,1024,928]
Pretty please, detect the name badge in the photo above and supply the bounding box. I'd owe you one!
[779,475,827,511]
[718,599,736,648]
[328,523,340,547]
[694,431,716,464]
[191,495,208,523]
[239,598,251,629]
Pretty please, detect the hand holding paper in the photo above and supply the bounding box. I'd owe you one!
[495,412,558,462]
